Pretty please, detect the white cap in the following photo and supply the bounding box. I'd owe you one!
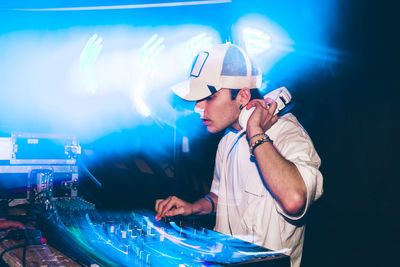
[171,43,262,101]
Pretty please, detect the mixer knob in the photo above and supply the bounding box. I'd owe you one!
[201,227,206,234]
[121,230,127,239]
[130,246,139,257]
[137,228,143,236]
[137,251,151,265]
[146,224,155,237]
[145,253,151,265]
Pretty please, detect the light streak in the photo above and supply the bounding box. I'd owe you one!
[84,213,130,256]
[235,248,291,256]
[243,27,272,55]
[139,34,165,78]
[132,80,151,117]
[186,32,214,62]
[153,225,201,249]
[169,221,212,241]
[142,216,202,250]
[80,34,103,94]
[13,0,232,12]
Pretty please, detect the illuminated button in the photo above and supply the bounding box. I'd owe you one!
[121,230,127,239]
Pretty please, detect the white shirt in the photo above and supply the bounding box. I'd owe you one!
[210,113,323,267]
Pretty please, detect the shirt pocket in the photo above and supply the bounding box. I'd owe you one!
[244,175,265,197]
[241,179,266,233]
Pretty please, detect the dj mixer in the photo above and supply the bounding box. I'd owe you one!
[0,134,290,266]
[36,197,290,267]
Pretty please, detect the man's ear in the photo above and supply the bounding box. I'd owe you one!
[237,87,251,106]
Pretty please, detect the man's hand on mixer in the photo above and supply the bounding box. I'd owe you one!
[155,196,194,220]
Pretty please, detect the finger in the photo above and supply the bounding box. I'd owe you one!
[157,196,175,218]
[161,198,180,218]
[155,198,167,212]
[155,200,170,220]
[254,101,268,113]
[264,97,275,105]
[155,199,164,220]
[271,114,279,124]
[156,197,172,217]
[165,206,185,217]
[155,199,163,212]
[246,99,262,109]
[267,101,278,115]
[155,199,161,213]
[155,213,162,221]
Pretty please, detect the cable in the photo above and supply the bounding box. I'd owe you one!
[1,229,45,266]
[0,242,31,267]
[0,243,27,261]
[22,242,26,267]
[77,156,102,187]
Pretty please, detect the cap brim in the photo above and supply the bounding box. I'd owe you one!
[170,78,214,101]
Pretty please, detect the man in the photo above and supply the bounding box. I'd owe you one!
[155,43,323,267]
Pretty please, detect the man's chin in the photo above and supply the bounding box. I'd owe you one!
[206,126,223,134]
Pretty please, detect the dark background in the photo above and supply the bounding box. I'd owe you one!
[296,1,399,266]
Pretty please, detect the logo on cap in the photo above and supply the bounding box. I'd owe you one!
[190,52,209,78]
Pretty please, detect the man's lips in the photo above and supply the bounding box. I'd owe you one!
[201,118,211,125]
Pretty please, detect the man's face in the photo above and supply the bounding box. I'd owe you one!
[194,89,241,133]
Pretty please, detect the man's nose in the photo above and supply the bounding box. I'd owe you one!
[194,100,205,116]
